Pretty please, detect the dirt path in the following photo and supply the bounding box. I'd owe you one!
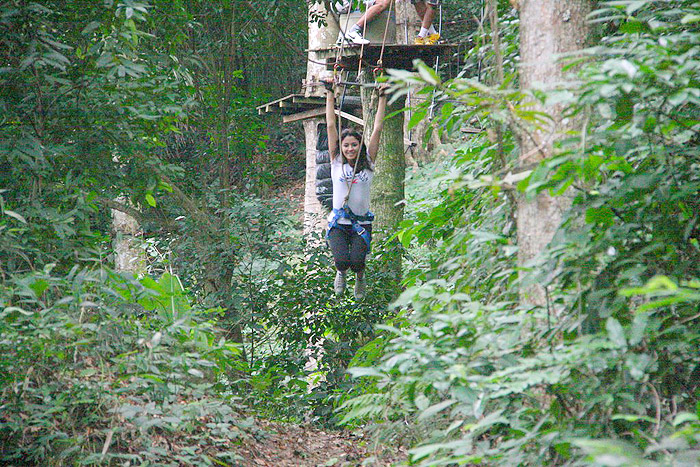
[237,420,406,466]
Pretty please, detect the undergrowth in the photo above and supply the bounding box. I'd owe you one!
[0,265,251,465]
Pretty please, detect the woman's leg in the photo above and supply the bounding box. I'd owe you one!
[328,226,352,272]
[355,0,391,29]
[348,225,371,298]
[348,224,371,273]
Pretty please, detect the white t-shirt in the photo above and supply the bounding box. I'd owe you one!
[327,154,374,225]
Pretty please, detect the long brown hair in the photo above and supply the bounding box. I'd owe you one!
[335,128,373,173]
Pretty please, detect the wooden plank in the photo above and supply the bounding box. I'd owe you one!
[291,96,325,106]
[311,43,457,71]
[337,109,364,126]
[265,106,286,113]
[281,107,364,126]
[255,93,304,112]
[258,92,366,117]
[282,107,325,123]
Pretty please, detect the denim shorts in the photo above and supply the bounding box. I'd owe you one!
[411,0,441,5]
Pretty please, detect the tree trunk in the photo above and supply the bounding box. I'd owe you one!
[517,0,590,306]
[362,71,404,287]
[303,0,329,239]
[220,0,238,192]
[303,119,325,239]
[112,197,146,274]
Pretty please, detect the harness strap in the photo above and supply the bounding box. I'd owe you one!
[327,206,374,251]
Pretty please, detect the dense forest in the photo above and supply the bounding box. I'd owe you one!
[1,0,698,465]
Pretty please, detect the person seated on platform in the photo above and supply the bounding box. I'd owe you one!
[412,0,441,45]
[335,0,391,45]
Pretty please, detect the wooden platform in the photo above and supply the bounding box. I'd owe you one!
[312,43,455,71]
[256,94,361,115]
[257,44,454,124]
[256,93,363,125]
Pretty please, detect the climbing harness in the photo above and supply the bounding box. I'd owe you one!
[326,206,375,250]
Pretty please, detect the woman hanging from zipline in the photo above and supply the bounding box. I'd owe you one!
[323,77,387,299]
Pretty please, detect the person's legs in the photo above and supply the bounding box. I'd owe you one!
[413,0,427,19]
[344,0,391,44]
[421,3,436,31]
[347,225,371,274]
[328,226,352,294]
[355,0,391,30]
[413,0,440,44]
[328,224,372,298]
[347,224,371,298]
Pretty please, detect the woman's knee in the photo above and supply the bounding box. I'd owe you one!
[335,259,351,272]
[349,260,366,273]
[374,0,391,9]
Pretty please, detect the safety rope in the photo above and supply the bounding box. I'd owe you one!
[333,1,359,166]
[428,2,444,119]
[376,0,393,70]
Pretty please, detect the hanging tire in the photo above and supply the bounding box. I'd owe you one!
[315,124,333,211]
[316,157,331,180]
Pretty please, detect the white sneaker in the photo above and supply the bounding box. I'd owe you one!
[344,28,370,45]
[334,271,347,295]
[331,0,351,14]
[354,273,367,299]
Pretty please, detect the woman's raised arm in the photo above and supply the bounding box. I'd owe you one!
[367,89,387,162]
[325,84,339,159]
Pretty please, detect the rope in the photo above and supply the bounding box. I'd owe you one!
[428,2,443,119]
[334,2,361,157]
[354,2,371,76]
[404,6,414,149]
[335,4,355,70]
[339,2,370,205]
[377,0,394,69]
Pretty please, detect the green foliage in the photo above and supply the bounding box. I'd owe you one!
[1,0,396,461]
[398,135,518,301]
[546,0,700,329]
[0,0,191,274]
[221,229,399,423]
[459,0,520,84]
[0,265,248,465]
[340,0,700,465]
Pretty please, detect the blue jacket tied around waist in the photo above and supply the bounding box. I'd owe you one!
[327,206,374,250]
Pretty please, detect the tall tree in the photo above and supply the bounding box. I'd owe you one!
[363,71,405,287]
[516,0,591,306]
[112,199,146,274]
[303,0,329,238]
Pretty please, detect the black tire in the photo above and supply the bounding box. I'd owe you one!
[315,124,333,211]
[316,161,331,180]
